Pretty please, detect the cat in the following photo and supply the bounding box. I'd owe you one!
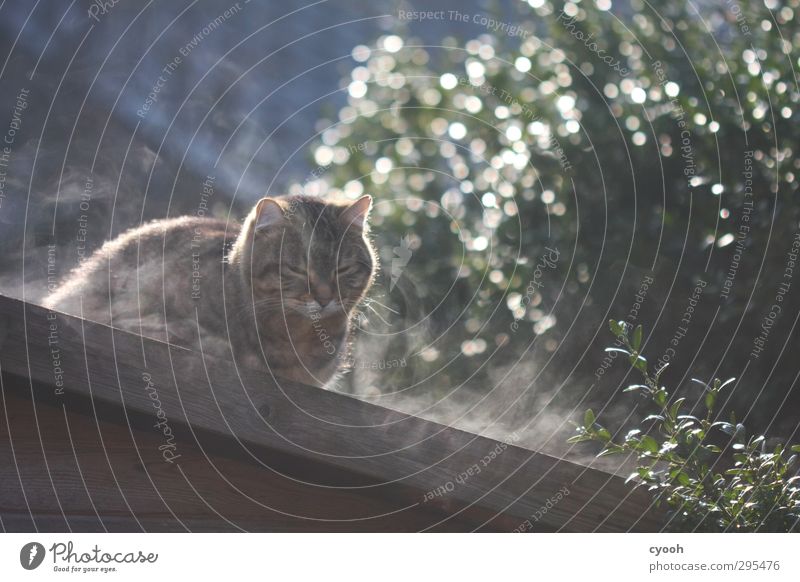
[44,194,377,387]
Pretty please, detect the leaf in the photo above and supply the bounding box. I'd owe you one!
[584,409,595,429]
[623,384,649,393]
[640,435,659,453]
[609,319,625,338]
[791,445,800,453]
[712,421,734,433]
[718,377,736,392]
[654,389,667,407]
[669,398,686,419]
[643,414,665,423]
[630,354,648,373]
[705,390,717,410]
[596,428,612,441]
[608,319,628,342]
[691,378,712,390]
[605,347,630,355]
[632,324,643,351]
[660,441,678,454]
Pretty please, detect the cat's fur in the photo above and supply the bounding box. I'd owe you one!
[44,194,376,387]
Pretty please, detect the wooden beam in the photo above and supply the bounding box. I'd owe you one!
[0,294,664,531]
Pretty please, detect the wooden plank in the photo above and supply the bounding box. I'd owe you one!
[0,385,480,532]
[0,294,664,531]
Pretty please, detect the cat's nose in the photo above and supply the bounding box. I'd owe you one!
[313,284,333,307]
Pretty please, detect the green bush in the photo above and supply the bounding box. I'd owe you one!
[310,1,800,410]
[570,320,800,532]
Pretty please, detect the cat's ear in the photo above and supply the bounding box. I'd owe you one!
[254,197,285,231]
[340,195,373,231]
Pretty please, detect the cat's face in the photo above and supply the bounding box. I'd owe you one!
[240,194,376,320]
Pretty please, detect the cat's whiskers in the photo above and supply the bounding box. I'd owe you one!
[364,297,399,315]
[364,301,393,326]
[234,296,348,321]
[298,299,343,318]
[231,297,291,320]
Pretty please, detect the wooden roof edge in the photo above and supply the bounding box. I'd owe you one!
[0,293,665,531]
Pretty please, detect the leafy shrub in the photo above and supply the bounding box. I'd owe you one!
[310,1,800,415]
[569,320,800,532]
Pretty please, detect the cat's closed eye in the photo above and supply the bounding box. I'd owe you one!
[337,263,368,277]
[336,264,357,275]
[281,264,307,278]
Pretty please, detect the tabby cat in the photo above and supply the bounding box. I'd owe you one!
[44,194,376,387]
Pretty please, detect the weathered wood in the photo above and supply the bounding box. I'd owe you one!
[0,386,482,532]
[0,294,664,531]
